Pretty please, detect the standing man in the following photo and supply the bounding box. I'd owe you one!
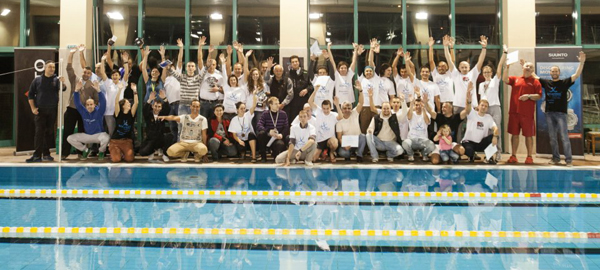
[199,44,225,120]
[264,59,294,111]
[26,61,66,162]
[503,57,542,164]
[287,55,314,122]
[428,36,456,110]
[539,51,586,166]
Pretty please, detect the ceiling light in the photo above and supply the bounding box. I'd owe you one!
[255,38,262,42]
[0,9,10,16]
[107,11,124,20]
[210,13,223,20]
[415,12,428,20]
[309,13,323,20]
[256,32,261,35]
[197,31,202,34]
[325,38,331,43]
[191,34,199,38]
[326,32,331,36]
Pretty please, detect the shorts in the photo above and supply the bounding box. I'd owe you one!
[317,140,329,150]
[508,113,535,137]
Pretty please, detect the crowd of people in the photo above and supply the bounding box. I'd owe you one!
[26,35,586,166]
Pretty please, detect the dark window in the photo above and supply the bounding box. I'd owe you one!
[455,0,500,45]
[310,0,354,45]
[536,0,574,45]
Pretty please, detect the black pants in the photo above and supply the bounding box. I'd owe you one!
[139,134,174,157]
[235,133,257,155]
[62,107,84,156]
[33,107,57,157]
[257,130,286,160]
[462,135,494,160]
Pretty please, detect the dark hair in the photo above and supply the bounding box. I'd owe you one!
[111,70,121,76]
[337,61,349,69]
[45,60,55,65]
[228,74,238,87]
[421,66,430,72]
[290,55,299,62]
[118,99,128,113]
[191,99,201,106]
[381,63,391,72]
[235,101,246,110]
[317,65,328,74]
[84,66,93,71]
[213,104,224,112]
[321,100,331,108]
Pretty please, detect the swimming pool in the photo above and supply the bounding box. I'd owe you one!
[1,165,600,269]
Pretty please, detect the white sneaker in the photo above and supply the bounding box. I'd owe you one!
[181,152,189,162]
[548,160,560,165]
[422,155,429,162]
[372,158,378,163]
[305,160,313,166]
[148,153,155,161]
[162,155,169,162]
[157,149,164,157]
[408,156,415,162]
[387,157,394,162]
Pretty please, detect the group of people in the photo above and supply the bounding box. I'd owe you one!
[26,34,586,166]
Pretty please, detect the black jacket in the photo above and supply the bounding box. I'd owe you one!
[288,67,314,108]
[143,101,170,139]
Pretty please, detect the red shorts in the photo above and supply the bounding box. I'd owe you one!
[508,113,535,137]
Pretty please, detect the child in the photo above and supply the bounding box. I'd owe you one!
[434,125,459,164]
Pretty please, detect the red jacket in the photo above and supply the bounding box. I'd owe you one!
[209,118,234,142]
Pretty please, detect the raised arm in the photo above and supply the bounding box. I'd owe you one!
[131,85,139,117]
[308,86,317,109]
[404,52,415,82]
[106,40,114,71]
[497,45,508,79]
[77,44,86,70]
[197,36,206,69]
[428,37,435,72]
[349,43,359,72]
[141,46,150,84]
[244,49,253,77]
[572,51,586,82]
[368,87,377,114]
[422,93,437,120]
[475,35,488,71]
[225,45,233,78]
[355,80,364,112]
[177,38,184,70]
[368,38,376,68]
[326,42,337,75]
[249,94,258,115]
[122,52,130,83]
[391,46,403,77]
[407,97,415,121]
[99,53,108,81]
[443,35,456,73]
[502,62,510,85]
[460,82,474,120]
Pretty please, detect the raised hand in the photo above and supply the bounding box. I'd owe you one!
[479,35,488,48]
[143,46,151,56]
[396,46,404,57]
[422,92,429,104]
[404,51,412,62]
[443,35,450,46]
[428,37,434,47]
[321,49,329,59]
[327,42,332,50]
[414,86,421,97]
[199,36,207,47]
[310,54,317,62]
[131,83,137,94]
[373,42,380,54]
[159,45,166,56]
[69,46,77,54]
[578,51,586,63]
[333,96,339,107]
[503,44,508,54]
[267,56,275,69]
[219,53,226,63]
[177,38,183,48]
[226,45,233,56]
[75,81,83,92]
[449,36,455,47]
[354,80,362,91]
[245,49,253,58]
[148,91,156,102]
[159,90,167,100]
[357,44,365,55]
[466,82,473,102]
[92,81,100,92]
[122,51,130,63]
[208,44,215,54]
[232,41,240,51]
[78,44,86,51]
[352,42,359,51]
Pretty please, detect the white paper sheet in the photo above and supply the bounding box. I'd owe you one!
[507,50,519,65]
[267,136,276,147]
[342,135,359,148]
[310,41,322,57]
[313,76,330,89]
[484,144,498,160]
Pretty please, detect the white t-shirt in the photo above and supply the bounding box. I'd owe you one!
[394,74,414,102]
[102,79,126,116]
[359,74,380,106]
[290,123,316,150]
[478,76,500,106]
[334,69,355,104]
[451,66,480,108]
[180,114,208,143]
[228,111,254,141]
[462,108,497,143]
[408,111,430,139]
[376,77,395,105]
[312,76,335,108]
[223,85,247,114]
[199,67,225,101]
[336,109,361,136]
[414,80,440,110]
[314,107,338,142]
[164,68,181,103]
[432,68,454,103]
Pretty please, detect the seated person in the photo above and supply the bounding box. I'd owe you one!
[159,99,209,162]
[208,104,238,161]
[109,84,138,163]
[401,92,436,162]
[433,125,459,164]
[139,91,172,162]
[257,97,289,162]
[66,81,110,160]
[308,89,342,163]
[229,96,258,162]
[276,110,317,166]
[336,81,367,162]
[428,101,466,164]
[366,89,408,162]
[460,86,499,163]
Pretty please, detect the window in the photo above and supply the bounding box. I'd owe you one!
[29,0,60,46]
[238,0,279,45]
[0,2,19,47]
[100,0,139,46]
[310,0,353,45]
[536,0,574,45]
[0,54,14,140]
[581,49,600,127]
[358,1,402,45]
[144,0,185,46]
[406,0,450,45]
[455,0,500,45]
[582,0,600,44]
[191,0,232,46]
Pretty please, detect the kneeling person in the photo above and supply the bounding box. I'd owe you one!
[109,85,138,163]
[366,100,408,163]
[160,100,209,162]
[460,91,499,163]
[276,110,317,166]
[308,90,342,163]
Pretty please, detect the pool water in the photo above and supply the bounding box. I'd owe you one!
[1,165,600,269]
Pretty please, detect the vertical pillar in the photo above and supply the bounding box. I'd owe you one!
[279,0,308,67]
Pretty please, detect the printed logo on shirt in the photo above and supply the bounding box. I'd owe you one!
[206,76,219,87]
[226,92,239,102]
[296,136,307,148]
[477,121,484,130]
[116,120,131,136]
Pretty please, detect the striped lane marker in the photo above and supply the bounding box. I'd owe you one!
[0,188,598,203]
[0,226,597,242]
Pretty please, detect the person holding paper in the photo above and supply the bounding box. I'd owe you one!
[502,55,542,164]
[402,93,436,162]
[326,42,361,105]
[460,84,499,164]
[366,96,408,162]
[308,52,335,108]
[428,36,456,107]
[478,45,507,160]
[276,110,316,166]
[257,97,290,162]
[308,89,343,163]
[539,51,586,166]
[335,81,367,162]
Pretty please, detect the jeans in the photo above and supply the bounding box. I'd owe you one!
[546,112,572,163]
[338,134,366,158]
[366,133,404,159]
[440,149,459,162]
[34,107,57,157]
[402,137,436,157]
[200,100,220,120]
[208,137,238,160]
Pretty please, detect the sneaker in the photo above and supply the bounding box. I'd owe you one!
[387,157,394,162]
[356,156,363,163]
[566,161,573,167]
[525,156,534,164]
[26,156,42,163]
[548,159,560,165]
[98,152,105,161]
[372,158,378,163]
[407,156,415,162]
[181,152,189,162]
[422,155,429,162]
[162,155,169,162]
[194,153,202,163]
[507,155,518,164]
[495,152,502,162]
[487,158,497,165]
[80,150,90,161]
[42,155,54,162]
[305,160,313,166]
[148,153,155,161]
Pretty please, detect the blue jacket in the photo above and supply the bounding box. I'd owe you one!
[74,91,106,135]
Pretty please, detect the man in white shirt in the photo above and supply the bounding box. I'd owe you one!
[199,58,225,119]
[163,56,181,140]
[337,81,367,162]
[405,54,441,113]
[428,36,455,107]
[308,90,342,163]
[391,47,415,103]
[276,110,317,166]
[326,42,360,105]
[460,91,499,164]
[401,96,436,162]
[160,100,209,162]
[366,100,408,163]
